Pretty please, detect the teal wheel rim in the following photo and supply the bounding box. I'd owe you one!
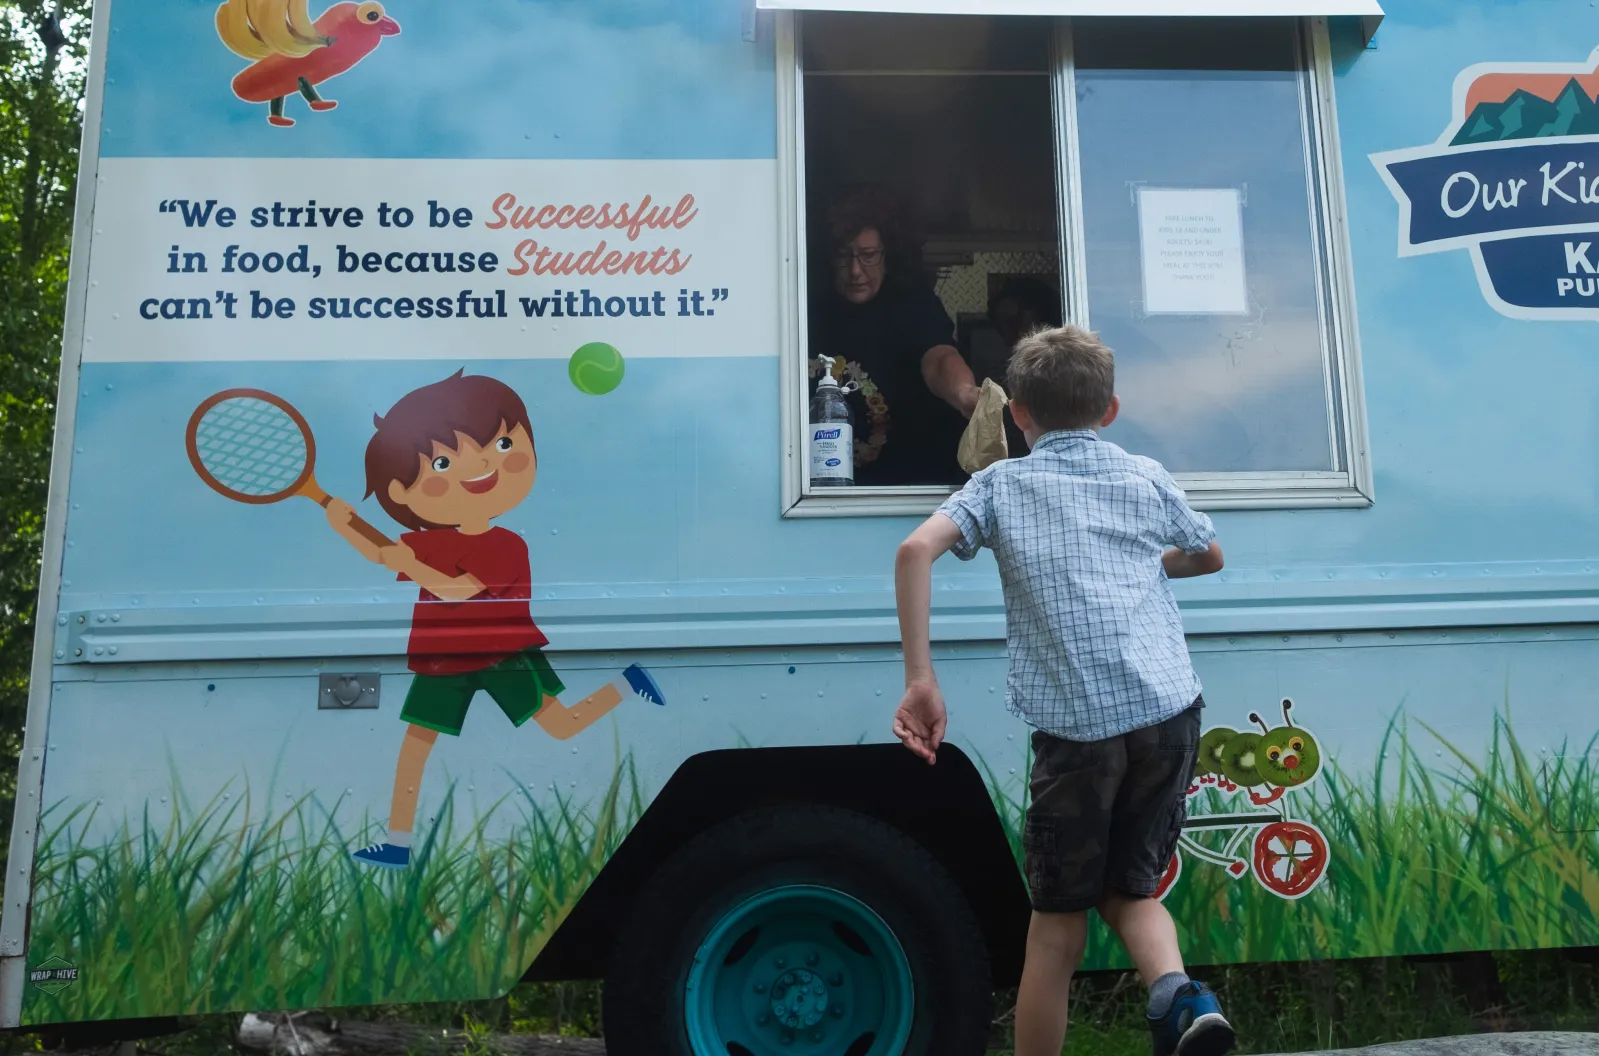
[683,883,915,1056]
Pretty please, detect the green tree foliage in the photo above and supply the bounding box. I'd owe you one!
[0,0,90,837]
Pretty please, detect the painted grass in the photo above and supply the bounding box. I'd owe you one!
[21,757,645,1025]
[982,713,1599,969]
[19,711,1599,1030]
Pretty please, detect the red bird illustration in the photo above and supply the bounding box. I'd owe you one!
[217,0,400,127]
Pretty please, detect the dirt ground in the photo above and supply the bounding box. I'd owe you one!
[1257,1034,1599,1056]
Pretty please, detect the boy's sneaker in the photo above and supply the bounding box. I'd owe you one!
[351,842,411,869]
[624,663,667,706]
[1148,981,1235,1056]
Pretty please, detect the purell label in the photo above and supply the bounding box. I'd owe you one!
[809,423,853,480]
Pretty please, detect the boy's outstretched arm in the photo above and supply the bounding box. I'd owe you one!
[324,499,484,600]
[379,549,484,602]
[1153,466,1223,580]
[1163,540,1224,579]
[893,514,964,765]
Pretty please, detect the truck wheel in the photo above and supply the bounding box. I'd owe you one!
[603,804,992,1056]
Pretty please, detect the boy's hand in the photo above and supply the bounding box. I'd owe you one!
[379,543,416,574]
[893,678,947,765]
[325,497,356,529]
[326,497,385,563]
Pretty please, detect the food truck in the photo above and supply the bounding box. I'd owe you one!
[6,0,1599,1051]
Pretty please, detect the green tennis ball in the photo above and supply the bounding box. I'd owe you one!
[568,342,625,396]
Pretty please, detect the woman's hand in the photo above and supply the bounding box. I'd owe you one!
[922,345,982,418]
[953,381,981,418]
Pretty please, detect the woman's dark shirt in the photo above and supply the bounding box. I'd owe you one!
[809,285,969,486]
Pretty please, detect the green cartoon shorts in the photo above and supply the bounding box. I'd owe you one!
[399,648,567,737]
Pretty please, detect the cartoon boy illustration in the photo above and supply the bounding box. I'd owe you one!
[325,370,665,869]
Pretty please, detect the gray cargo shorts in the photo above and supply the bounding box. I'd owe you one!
[1022,699,1202,913]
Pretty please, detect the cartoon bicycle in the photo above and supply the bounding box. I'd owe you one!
[1154,698,1330,902]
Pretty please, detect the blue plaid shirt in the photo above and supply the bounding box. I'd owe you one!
[937,430,1216,741]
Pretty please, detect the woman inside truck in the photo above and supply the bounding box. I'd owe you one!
[808,184,979,487]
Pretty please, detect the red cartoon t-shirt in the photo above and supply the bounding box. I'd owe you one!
[398,526,548,675]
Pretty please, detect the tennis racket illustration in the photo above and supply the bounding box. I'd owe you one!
[185,388,394,548]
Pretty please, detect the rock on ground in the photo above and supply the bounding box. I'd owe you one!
[237,1013,606,1055]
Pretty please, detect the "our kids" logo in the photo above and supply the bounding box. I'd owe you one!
[1374,45,1599,321]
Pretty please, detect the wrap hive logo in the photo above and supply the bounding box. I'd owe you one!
[30,956,78,995]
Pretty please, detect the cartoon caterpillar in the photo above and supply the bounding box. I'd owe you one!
[1154,697,1332,902]
[216,0,399,127]
[1194,698,1321,805]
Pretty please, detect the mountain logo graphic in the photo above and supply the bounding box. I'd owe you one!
[1373,45,1599,322]
[1455,64,1599,144]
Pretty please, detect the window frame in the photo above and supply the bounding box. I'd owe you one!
[776,13,1373,518]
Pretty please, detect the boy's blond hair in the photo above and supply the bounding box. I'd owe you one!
[1005,324,1115,432]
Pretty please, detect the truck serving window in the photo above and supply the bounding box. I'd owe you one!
[800,14,1056,494]
[776,13,1372,516]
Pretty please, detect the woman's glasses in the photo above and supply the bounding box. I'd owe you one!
[834,246,885,269]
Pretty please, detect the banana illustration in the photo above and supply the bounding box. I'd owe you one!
[281,0,323,44]
[215,0,271,60]
[247,0,321,57]
[217,0,326,61]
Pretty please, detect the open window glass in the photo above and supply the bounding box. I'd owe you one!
[798,13,1058,497]
[776,9,1372,515]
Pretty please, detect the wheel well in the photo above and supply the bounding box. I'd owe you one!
[527,743,1030,987]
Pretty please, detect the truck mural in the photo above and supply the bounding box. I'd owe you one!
[216,0,401,127]
[7,0,1599,1054]
[185,375,667,872]
[1155,699,1331,903]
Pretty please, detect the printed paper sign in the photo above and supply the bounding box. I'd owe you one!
[1137,188,1248,316]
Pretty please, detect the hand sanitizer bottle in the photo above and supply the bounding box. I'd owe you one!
[810,356,856,488]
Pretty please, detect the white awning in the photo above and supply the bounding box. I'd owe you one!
[756,0,1381,16]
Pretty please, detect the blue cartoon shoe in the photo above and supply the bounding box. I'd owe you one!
[623,663,667,706]
[351,842,411,869]
[1148,981,1235,1056]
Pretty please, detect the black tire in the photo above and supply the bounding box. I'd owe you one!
[603,804,992,1056]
